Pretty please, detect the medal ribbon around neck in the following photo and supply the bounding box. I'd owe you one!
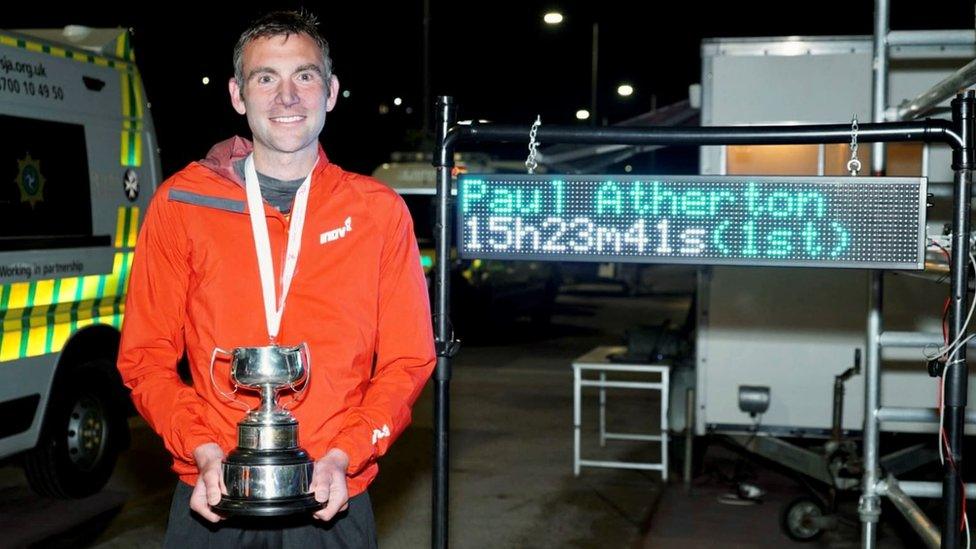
[244,153,315,343]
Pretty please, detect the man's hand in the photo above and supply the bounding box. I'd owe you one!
[190,442,226,523]
[310,448,350,521]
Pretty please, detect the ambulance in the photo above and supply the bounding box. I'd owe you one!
[0,26,158,497]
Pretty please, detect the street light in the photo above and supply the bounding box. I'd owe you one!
[543,11,564,25]
[617,84,634,97]
[575,109,590,121]
[543,12,599,125]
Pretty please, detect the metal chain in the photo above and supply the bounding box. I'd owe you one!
[847,114,861,176]
[525,115,541,174]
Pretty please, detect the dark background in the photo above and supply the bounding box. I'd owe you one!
[3,1,972,176]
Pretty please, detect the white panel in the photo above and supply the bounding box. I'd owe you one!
[0,355,57,458]
[710,54,872,125]
[699,267,970,433]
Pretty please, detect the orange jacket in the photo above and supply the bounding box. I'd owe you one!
[117,136,435,495]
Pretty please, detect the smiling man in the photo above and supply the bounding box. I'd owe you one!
[117,11,435,548]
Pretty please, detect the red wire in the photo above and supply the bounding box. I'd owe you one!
[931,241,968,530]
[944,297,952,342]
[940,368,970,531]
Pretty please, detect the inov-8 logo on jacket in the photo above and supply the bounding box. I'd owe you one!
[320,216,352,244]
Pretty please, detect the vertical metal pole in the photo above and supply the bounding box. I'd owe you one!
[832,374,845,443]
[861,273,884,549]
[433,96,457,549]
[861,3,888,547]
[599,372,606,447]
[684,387,695,487]
[943,91,974,549]
[574,365,581,476]
[661,369,669,482]
[870,0,889,177]
[923,143,931,179]
[590,22,598,125]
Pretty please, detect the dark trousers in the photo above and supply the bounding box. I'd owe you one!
[163,482,378,549]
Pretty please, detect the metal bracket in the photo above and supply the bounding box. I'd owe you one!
[435,338,461,358]
[858,494,882,523]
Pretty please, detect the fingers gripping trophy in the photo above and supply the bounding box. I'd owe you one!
[210,155,321,516]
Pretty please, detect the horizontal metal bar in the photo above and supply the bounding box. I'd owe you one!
[573,364,670,373]
[580,380,663,390]
[603,433,665,442]
[879,331,976,348]
[442,120,963,158]
[878,480,976,499]
[887,30,976,47]
[578,459,664,471]
[876,406,976,424]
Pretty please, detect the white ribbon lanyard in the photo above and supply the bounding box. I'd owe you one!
[244,154,314,343]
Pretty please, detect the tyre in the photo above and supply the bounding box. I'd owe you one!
[24,360,127,498]
[780,494,827,542]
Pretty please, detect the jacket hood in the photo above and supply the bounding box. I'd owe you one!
[197,136,330,187]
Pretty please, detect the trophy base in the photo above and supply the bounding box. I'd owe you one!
[214,493,322,517]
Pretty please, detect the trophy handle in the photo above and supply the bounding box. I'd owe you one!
[282,343,311,411]
[210,347,252,412]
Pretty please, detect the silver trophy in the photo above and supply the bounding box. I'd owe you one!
[209,344,321,516]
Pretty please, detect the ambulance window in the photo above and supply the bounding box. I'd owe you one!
[0,114,96,250]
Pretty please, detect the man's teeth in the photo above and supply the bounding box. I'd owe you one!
[272,116,303,122]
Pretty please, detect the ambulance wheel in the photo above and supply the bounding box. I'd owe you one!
[24,360,126,498]
[780,495,826,542]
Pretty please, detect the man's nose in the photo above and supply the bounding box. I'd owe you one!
[276,80,300,107]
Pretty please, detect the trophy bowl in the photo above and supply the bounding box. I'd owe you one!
[230,345,309,390]
[211,343,321,517]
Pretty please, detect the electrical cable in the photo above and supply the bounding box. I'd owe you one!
[929,240,973,545]
[925,251,976,362]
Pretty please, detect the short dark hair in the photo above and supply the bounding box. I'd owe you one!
[233,10,333,96]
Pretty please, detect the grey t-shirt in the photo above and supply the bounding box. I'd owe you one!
[233,159,305,214]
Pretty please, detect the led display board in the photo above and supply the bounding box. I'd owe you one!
[456,174,926,270]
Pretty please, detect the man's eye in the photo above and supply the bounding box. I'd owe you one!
[258,75,273,84]
[298,72,316,82]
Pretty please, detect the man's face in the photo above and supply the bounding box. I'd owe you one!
[229,33,339,159]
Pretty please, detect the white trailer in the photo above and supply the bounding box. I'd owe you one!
[686,30,976,544]
[693,31,973,438]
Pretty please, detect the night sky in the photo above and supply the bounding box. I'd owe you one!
[3,1,972,176]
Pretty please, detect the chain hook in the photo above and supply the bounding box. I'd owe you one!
[525,115,541,174]
[847,114,861,176]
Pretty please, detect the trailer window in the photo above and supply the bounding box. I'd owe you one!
[0,114,94,250]
[726,143,923,176]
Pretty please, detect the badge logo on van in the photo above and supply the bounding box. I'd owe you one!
[15,154,45,208]
[123,169,139,202]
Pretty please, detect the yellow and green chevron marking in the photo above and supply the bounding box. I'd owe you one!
[116,32,143,168]
[0,31,143,168]
[0,207,140,362]
[0,33,134,70]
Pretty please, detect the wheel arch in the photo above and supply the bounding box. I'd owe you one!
[40,324,130,446]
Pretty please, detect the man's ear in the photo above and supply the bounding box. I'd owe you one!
[326,75,340,112]
[229,77,246,115]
